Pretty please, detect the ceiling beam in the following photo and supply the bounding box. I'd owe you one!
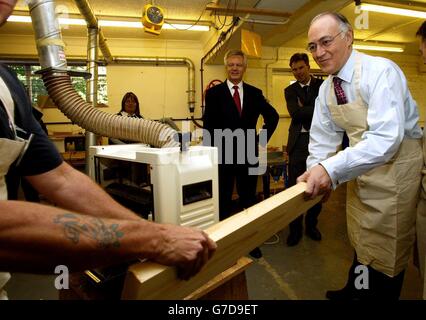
[262,0,353,47]
[362,18,422,41]
[206,4,292,18]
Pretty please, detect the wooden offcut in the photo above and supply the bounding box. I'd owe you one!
[184,257,253,300]
[121,182,321,300]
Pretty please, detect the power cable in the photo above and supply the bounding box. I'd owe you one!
[165,1,216,31]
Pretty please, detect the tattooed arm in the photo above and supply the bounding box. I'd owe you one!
[0,201,216,277]
[26,162,140,221]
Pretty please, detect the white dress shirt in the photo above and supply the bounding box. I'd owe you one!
[227,80,244,111]
[308,50,423,188]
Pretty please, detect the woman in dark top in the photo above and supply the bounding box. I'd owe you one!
[117,92,142,118]
[109,92,143,144]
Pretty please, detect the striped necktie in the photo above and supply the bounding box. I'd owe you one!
[333,77,348,105]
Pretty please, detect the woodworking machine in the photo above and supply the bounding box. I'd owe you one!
[88,144,219,229]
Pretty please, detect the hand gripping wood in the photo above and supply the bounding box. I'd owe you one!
[121,182,321,300]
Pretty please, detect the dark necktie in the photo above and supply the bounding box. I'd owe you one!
[303,85,309,101]
[233,85,242,115]
[333,77,348,105]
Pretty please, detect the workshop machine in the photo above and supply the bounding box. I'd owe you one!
[84,144,219,289]
[88,144,219,229]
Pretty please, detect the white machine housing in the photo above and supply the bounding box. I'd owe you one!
[88,144,219,230]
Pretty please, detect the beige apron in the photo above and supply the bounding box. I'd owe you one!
[0,77,26,300]
[417,126,426,299]
[326,53,423,277]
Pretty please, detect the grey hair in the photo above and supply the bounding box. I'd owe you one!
[224,49,248,67]
[310,12,353,38]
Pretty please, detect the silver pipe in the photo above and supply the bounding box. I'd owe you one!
[25,66,33,102]
[85,27,99,173]
[74,0,97,28]
[28,0,67,70]
[98,31,113,63]
[86,28,98,106]
[74,0,194,113]
[27,0,179,148]
[74,0,112,65]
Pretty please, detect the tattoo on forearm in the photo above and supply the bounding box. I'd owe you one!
[53,213,124,248]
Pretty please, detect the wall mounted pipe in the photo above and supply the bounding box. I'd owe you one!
[28,0,179,148]
[200,17,241,121]
[112,57,196,114]
[74,0,112,63]
[85,27,99,172]
[98,31,113,63]
[75,0,195,118]
[74,0,97,28]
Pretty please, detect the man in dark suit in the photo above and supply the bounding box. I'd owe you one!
[285,53,323,246]
[203,49,279,258]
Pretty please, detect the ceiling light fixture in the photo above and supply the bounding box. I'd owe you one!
[353,43,404,52]
[360,3,426,19]
[7,15,209,31]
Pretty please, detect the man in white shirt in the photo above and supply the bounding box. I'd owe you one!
[416,21,426,300]
[298,12,423,300]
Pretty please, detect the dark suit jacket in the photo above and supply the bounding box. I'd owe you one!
[203,80,279,166]
[285,76,323,155]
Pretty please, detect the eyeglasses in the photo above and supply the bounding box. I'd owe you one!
[306,31,344,53]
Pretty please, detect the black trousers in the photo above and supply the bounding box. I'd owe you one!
[288,133,322,233]
[218,164,258,221]
[341,253,406,300]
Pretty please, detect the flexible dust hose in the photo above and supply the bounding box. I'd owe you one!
[42,71,179,147]
[28,0,179,148]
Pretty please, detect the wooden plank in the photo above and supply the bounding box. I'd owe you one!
[121,182,321,300]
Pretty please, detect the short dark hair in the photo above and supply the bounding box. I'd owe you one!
[289,53,309,67]
[416,21,426,40]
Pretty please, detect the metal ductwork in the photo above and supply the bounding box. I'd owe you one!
[27,0,179,148]
[112,57,196,113]
[74,0,112,63]
[74,0,195,115]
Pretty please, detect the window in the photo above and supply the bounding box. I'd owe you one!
[7,64,108,106]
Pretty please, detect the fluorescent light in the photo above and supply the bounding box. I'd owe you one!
[7,15,209,31]
[353,44,404,52]
[99,20,141,28]
[360,3,426,19]
[59,18,86,26]
[7,15,32,23]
